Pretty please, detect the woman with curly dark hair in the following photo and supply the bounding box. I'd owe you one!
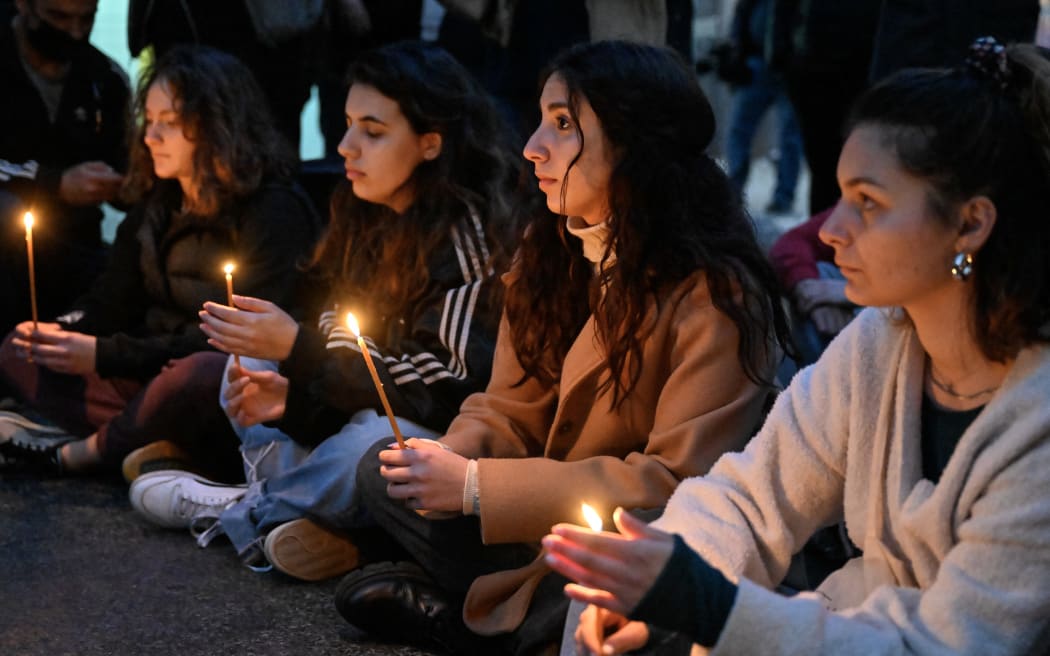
[0,45,320,478]
[337,40,792,655]
[127,41,525,581]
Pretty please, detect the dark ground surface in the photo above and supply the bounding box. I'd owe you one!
[0,470,440,656]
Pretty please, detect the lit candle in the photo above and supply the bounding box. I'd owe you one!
[347,312,406,449]
[581,503,603,532]
[23,212,38,363]
[23,212,38,332]
[223,262,241,370]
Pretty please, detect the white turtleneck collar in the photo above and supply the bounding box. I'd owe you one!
[565,215,615,267]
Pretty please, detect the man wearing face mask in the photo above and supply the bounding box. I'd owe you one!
[0,0,130,339]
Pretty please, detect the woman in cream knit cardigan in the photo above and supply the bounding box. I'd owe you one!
[543,39,1050,655]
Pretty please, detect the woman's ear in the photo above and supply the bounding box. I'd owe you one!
[421,132,443,161]
[956,195,997,254]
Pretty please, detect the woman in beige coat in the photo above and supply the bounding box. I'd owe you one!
[544,39,1050,655]
[333,41,792,655]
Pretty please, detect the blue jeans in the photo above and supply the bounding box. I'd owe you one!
[216,356,439,558]
[726,56,803,209]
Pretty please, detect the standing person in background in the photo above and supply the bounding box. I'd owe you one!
[0,0,129,338]
[0,45,320,480]
[768,0,881,216]
[545,38,1050,656]
[127,0,321,152]
[869,0,1038,82]
[724,0,802,215]
[336,40,791,656]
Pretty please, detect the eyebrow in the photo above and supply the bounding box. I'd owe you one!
[346,114,388,126]
[544,101,569,112]
[841,176,886,189]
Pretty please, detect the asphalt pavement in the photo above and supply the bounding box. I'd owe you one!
[0,469,438,656]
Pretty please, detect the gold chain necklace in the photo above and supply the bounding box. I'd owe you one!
[927,368,1000,401]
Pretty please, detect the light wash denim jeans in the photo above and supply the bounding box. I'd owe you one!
[726,56,803,210]
[216,356,439,558]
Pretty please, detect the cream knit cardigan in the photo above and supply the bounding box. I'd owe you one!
[655,307,1050,655]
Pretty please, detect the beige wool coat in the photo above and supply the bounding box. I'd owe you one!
[655,307,1050,654]
[439,270,776,634]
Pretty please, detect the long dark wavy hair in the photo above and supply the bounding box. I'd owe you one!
[506,40,791,406]
[122,45,296,215]
[309,41,523,318]
[847,43,1050,361]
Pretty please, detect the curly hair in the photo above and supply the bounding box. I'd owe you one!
[506,40,791,406]
[308,41,525,320]
[847,43,1050,361]
[122,45,296,216]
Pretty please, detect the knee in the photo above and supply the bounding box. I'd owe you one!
[163,352,228,388]
[355,439,392,504]
[147,352,227,409]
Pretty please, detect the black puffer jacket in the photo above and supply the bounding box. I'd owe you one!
[59,180,321,380]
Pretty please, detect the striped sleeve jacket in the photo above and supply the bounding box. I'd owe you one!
[275,212,504,448]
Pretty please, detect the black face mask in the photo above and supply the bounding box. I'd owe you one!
[23,10,87,62]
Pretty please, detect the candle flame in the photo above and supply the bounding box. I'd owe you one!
[223,262,235,276]
[346,312,360,338]
[581,503,603,532]
[23,211,34,230]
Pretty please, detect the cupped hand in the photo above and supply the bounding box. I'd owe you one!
[575,604,649,656]
[59,161,124,205]
[378,438,467,512]
[12,322,95,374]
[223,364,289,427]
[542,508,675,615]
[200,295,299,361]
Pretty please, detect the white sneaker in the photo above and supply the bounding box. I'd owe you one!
[129,470,247,530]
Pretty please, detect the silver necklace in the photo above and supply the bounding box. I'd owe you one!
[927,368,1000,401]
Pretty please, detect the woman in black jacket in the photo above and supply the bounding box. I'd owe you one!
[0,45,320,478]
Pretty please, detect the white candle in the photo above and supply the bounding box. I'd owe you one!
[223,262,241,370]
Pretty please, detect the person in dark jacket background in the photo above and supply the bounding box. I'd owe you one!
[0,45,321,479]
[768,0,881,215]
[868,0,1038,83]
[0,0,130,338]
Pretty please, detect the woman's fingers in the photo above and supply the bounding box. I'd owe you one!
[230,294,275,313]
[564,583,625,614]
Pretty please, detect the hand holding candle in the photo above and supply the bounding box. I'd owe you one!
[347,312,406,449]
[223,262,242,370]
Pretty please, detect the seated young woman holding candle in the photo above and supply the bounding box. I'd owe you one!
[0,45,320,479]
[126,41,524,579]
[333,40,794,655]
[541,38,1050,656]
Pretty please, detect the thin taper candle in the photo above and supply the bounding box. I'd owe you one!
[347,312,406,448]
[223,262,242,370]
[24,212,38,332]
[23,212,38,363]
